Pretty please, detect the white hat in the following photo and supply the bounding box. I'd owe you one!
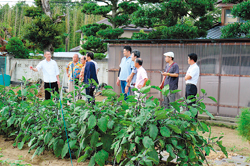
[164,52,174,58]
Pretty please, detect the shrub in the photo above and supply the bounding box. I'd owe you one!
[6,37,29,59]
[237,108,250,141]
[0,78,227,166]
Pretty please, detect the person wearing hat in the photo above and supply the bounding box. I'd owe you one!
[160,52,179,108]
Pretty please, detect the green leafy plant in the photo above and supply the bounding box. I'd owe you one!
[6,37,29,59]
[237,108,250,141]
[0,78,228,166]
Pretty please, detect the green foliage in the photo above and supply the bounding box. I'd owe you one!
[81,23,111,37]
[161,24,199,39]
[96,28,124,39]
[0,77,228,166]
[81,36,107,53]
[131,31,149,40]
[23,15,63,51]
[231,1,250,20]
[94,53,107,60]
[221,22,245,38]
[6,37,29,59]
[237,108,250,141]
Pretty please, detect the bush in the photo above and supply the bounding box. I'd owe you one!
[0,78,227,166]
[6,37,29,59]
[97,28,124,39]
[94,53,106,60]
[237,108,250,141]
[131,31,148,40]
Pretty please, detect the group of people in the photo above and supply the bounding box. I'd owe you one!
[30,47,200,116]
[30,51,99,102]
[117,46,200,116]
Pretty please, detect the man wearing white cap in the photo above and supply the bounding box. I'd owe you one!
[160,52,179,108]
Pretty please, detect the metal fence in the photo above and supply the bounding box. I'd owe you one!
[107,41,250,117]
[0,56,6,74]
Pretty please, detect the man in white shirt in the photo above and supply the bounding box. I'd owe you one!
[185,53,200,118]
[135,58,148,101]
[30,51,60,100]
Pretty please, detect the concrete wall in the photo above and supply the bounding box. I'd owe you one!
[6,55,108,87]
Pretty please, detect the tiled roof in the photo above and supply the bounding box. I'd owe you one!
[70,45,81,52]
[199,26,224,39]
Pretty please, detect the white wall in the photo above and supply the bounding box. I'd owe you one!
[6,56,109,87]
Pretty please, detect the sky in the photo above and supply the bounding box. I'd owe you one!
[0,0,35,6]
[0,0,105,6]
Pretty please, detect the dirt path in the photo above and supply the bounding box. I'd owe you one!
[1,126,250,166]
[0,135,88,166]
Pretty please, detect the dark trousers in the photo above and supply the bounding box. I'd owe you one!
[86,87,95,103]
[44,82,59,100]
[185,84,198,118]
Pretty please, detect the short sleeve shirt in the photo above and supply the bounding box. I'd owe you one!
[36,59,59,83]
[164,63,179,90]
[66,61,83,81]
[135,66,148,89]
[186,63,200,85]
[119,56,134,80]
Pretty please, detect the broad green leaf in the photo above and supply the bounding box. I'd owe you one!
[217,141,228,158]
[166,144,176,159]
[95,150,109,166]
[178,114,191,120]
[147,148,159,164]
[61,143,69,159]
[201,89,206,94]
[107,120,115,129]
[171,90,181,94]
[18,141,24,150]
[160,127,170,137]
[149,124,158,140]
[44,132,52,145]
[146,80,151,86]
[76,100,86,106]
[204,109,214,119]
[69,140,77,149]
[21,114,30,124]
[88,115,96,129]
[170,102,180,112]
[190,107,198,117]
[155,110,168,120]
[208,96,217,103]
[54,139,64,157]
[7,115,15,127]
[90,131,99,147]
[143,136,154,148]
[168,124,181,134]
[140,86,151,94]
[101,134,113,152]
[78,153,88,163]
[162,84,170,96]
[188,147,196,159]
[98,117,108,132]
[102,89,116,97]
[104,85,113,89]
[88,156,95,166]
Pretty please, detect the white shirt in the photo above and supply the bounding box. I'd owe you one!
[135,66,148,89]
[36,59,60,83]
[91,60,99,73]
[186,63,200,85]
